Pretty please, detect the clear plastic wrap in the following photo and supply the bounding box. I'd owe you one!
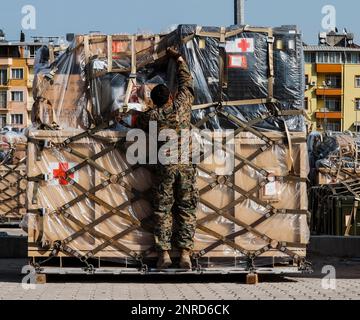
[26,130,309,260]
[27,24,309,264]
[32,24,305,132]
[308,131,360,184]
[32,43,88,129]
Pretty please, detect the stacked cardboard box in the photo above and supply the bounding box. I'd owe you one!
[27,24,309,269]
[27,130,308,263]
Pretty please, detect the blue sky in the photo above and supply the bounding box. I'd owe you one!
[0,0,359,44]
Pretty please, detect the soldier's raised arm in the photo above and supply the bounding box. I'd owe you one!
[166,48,194,103]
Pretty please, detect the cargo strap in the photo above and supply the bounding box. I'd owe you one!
[81,26,304,126]
[28,126,153,270]
[28,120,308,267]
[0,157,27,221]
[191,108,308,266]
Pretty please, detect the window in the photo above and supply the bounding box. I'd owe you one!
[304,52,316,63]
[0,91,6,108]
[355,76,360,88]
[317,52,327,63]
[11,114,23,125]
[11,91,23,102]
[317,52,343,64]
[325,98,341,111]
[0,69,7,85]
[0,115,6,128]
[355,98,360,111]
[11,68,23,79]
[330,52,341,63]
[346,52,360,64]
[325,75,341,88]
[304,97,309,110]
[28,45,39,58]
[326,121,341,132]
[305,75,309,86]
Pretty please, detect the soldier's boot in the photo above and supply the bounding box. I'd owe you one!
[179,249,192,270]
[157,251,172,269]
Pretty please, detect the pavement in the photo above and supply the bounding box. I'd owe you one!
[0,255,359,300]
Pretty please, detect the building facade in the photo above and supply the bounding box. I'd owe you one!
[0,31,43,131]
[304,31,360,132]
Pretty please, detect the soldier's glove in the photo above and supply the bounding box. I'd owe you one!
[166,47,182,60]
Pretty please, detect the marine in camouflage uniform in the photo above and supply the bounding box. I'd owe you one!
[138,50,199,263]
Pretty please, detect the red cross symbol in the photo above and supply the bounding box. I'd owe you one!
[53,162,74,185]
[238,39,251,52]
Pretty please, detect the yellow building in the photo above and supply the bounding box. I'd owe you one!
[0,30,42,131]
[304,31,360,132]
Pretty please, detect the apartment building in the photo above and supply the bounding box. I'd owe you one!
[304,30,360,132]
[0,30,43,131]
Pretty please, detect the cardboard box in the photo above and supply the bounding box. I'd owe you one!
[27,130,309,261]
[33,74,86,128]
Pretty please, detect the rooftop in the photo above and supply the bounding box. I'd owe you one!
[0,41,45,46]
[304,29,360,52]
[304,45,360,52]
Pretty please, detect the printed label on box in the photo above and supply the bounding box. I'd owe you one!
[112,41,128,53]
[49,162,79,186]
[225,38,254,53]
[264,181,277,196]
[228,55,248,69]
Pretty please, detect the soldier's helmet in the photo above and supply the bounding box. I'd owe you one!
[151,84,170,107]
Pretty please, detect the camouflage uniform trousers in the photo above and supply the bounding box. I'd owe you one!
[152,164,199,251]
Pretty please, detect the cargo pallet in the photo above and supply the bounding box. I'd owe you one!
[26,26,311,286]
[27,256,311,284]
[26,129,310,285]
[0,217,22,227]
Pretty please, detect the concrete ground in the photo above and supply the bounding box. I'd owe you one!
[0,255,359,300]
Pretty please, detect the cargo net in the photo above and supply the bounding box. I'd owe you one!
[0,150,27,223]
[308,132,360,185]
[27,109,310,272]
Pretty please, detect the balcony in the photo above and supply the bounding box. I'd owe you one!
[0,58,13,66]
[316,64,342,73]
[315,111,342,119]
[316,88,342,96]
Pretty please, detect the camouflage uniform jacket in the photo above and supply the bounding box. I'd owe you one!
[137,58,194,164]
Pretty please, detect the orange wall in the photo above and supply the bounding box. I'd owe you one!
[316,64,342,73]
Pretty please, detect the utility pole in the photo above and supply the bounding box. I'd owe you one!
[234,0,245,25]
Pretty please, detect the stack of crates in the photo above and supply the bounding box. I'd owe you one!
[309,183,360,236]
